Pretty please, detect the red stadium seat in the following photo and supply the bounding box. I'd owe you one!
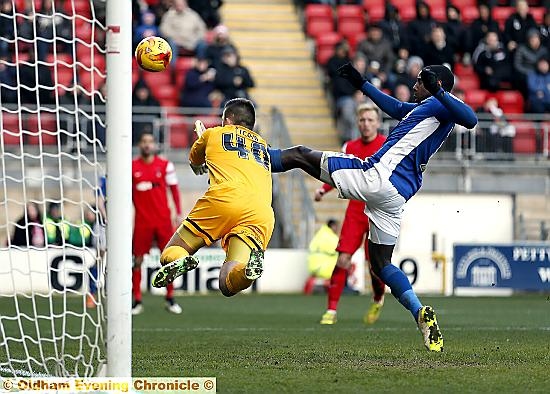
[175,57,194,74]
[464,89,488,109]
[151,85,179,107]
[530,7,545,24]
[424,0,446,10]
[78,70,106,93]
[492,7,515,29]
[454,63,476,78]
[1,112,22,145]
[315,32,343,66]
[362,0,385,11]
[460,5,480,24]
[26,113,58,145]
[307,18,336,38]
[337,5,363,20]
[367,6,385,22]
[512,122,537,154]
[167,115,190,148]
[456,74,480,91]
[305,4,333,22]
[338,19,365,41]
[391,0,416,9]
[141,70,172,91]
[398,6,416,22]
[431,7,447,22]
[495,90,524,114]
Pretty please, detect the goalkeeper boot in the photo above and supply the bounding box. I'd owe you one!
[245,249,264,280]
[417,306,444,352]
[363,297,384,325]
[320,310,337,325]
[152,256,199,288]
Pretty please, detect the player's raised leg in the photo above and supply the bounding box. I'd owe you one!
[367,223,443,352]
[219,236,264,297]
[152,226,203,288]
[269,146,325,180]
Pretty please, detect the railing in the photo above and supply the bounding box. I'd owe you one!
[268,107,317,249]
[380,112,550,161]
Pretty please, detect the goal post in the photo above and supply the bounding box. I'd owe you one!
[105,0,132,378]
[0,0,132,377]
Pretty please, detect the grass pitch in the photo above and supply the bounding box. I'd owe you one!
[133,293,550,393]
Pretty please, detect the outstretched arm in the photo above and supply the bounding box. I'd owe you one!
[360,81,416,120]
[420,68,478,129]
[337,62,415,120]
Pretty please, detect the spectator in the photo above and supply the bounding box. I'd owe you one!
[444,5,467,56]
[378,4,408,53]
[132,79,161,144]
[18,50,55,105]
[468,3,500,56]
[473,31,512,91]
[476,97,515,156]
[0,0,15,57]
[67,206,96,247]
[326,41,355,141]
[180,55,216,108]
[10,202,45,247]
[36,0,72,60]
[396,56,424,91]
[527,57,550,113]
[422,25,455,70]
[0,55,17,104]
[205,25,236,70]
[503,0,538,53]
[188,0,223,28]
[45,202,68,246]
[514,29,549,94]
[539,12,550,49]
[214,46,254,105]
[304,219,340,295]
[159,0,207,57]
[407,1,436,57]
[393,83,411,103]
[134,11,160,50]
[357,24,395,79]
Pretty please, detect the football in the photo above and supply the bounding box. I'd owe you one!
[134,36,172,72]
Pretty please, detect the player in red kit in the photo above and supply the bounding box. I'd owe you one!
[315,104,387,325]
[132,132,183,315]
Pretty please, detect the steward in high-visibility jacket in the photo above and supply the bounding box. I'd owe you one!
[307,220,340,280]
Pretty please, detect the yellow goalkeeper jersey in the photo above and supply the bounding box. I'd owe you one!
[189,124,272,195]
[186,124,274,250]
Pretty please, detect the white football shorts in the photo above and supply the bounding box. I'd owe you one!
[320,152,406,244]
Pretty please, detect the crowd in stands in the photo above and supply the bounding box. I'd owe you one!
[0,0,256,145]
[304,0,549,144]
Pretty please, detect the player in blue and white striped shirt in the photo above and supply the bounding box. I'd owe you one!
[269,64,478,352]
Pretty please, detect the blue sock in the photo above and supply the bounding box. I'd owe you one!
[268,148,285,173]
[379,264,422,321]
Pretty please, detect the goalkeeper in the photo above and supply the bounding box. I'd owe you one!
[268,64,478,352]
[152,98,274,297]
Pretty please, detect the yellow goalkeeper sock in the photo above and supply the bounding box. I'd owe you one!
[225,262,254,294]
[160,245,189,266]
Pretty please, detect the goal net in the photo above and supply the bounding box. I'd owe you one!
[0,0,131,377]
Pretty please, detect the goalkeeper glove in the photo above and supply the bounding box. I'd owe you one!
[419,67,442,96]
[190,162,208,176]
[337,62,365,90]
